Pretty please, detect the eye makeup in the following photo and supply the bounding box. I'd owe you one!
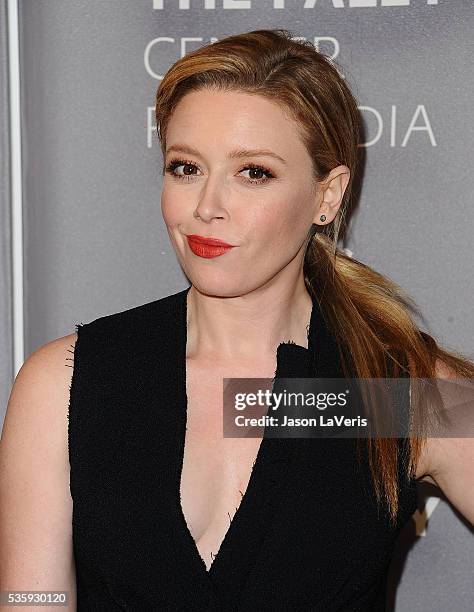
[164,158,275,185]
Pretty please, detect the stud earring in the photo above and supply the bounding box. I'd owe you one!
[320,214,326,222]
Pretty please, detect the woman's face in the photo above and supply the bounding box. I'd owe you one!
[161,88,324,297]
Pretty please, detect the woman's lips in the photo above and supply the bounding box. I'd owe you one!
[186,234,236,259]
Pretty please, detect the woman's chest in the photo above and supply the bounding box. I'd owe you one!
[180,358,275,570]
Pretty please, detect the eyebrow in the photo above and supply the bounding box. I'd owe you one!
[166,144,287,165]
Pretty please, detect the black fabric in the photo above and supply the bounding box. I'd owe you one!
[68,285,418,611]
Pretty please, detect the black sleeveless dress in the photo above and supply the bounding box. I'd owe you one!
[68,285,418,611]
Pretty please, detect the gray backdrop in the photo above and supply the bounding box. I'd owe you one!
[1,1,473,610]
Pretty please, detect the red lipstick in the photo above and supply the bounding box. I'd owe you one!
[186,234,235,259]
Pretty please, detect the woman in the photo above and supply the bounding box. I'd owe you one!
[1,29,473,611]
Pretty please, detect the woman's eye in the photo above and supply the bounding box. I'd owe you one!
[164,159,274,185]
[165,160,199,179]
[240,166,274,184]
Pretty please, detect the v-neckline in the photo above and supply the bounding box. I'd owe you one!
[173,285,318,584]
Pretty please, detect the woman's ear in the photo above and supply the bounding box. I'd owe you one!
[313,165,350,225]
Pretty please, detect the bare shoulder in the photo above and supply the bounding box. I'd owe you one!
[414,357,468,485]
[0,332,78,604]
[413,357,474,525]
[24,331,78,377]
[2,331,78,441]
[415,444,438,483]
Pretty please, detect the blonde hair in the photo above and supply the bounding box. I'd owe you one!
[155,28,474,524]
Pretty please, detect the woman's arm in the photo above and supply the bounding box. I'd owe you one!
[0,334,78,611]
[418,358,474,526]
